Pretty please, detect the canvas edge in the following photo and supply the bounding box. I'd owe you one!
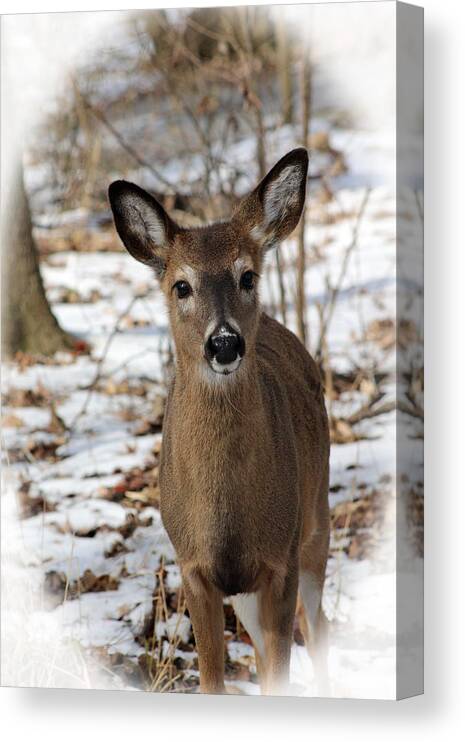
[395,0,425,701]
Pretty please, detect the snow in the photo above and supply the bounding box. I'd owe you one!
[156,613,192,645]
[227,641,256,662]
[36,474,123,504]
[44,499,131,534]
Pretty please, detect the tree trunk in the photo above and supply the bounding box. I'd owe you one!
[296,53,312,347]
[275,21,294,125]
[1,163,75,358]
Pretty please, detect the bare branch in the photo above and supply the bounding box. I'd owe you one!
[316,188,371,359]
[79,93,176,192]
[68,292,150,429]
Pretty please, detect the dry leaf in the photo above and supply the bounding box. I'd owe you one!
[2,413,23,428]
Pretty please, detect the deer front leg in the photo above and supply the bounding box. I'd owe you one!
[259,560,299,695]
[181,566,225,694]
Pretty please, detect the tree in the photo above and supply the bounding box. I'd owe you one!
[295,50,312,347]
[1,163,75,358]
[274,11,294,125]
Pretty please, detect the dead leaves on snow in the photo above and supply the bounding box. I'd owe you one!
[330,489,389,560]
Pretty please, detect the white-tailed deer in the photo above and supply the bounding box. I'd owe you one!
[109,148,330,695]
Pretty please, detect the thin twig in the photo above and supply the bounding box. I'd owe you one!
[79,93,176,192]
[346,399,395,426]
[317,188,371,359]
[398,399,424,421]
[68,293,148,429]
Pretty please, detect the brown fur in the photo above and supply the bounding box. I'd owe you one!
[109,148,330,695]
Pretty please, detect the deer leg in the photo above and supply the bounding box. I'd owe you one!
[298,569,330,696]
[182,567,225,694]
[299,523,331,696]
[230,592,266,681]
[258,561,299,695]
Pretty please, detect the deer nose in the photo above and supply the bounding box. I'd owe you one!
[205,324,245,366]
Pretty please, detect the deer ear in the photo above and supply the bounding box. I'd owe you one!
[108,180,178,276]
[233,148,308,250]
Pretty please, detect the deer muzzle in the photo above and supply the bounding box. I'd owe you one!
[205,323,245,374]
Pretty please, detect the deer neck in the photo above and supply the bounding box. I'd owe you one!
[172,352,262,433]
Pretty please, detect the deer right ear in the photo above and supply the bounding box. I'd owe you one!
[233,148,308,251]
[108,180,178,276]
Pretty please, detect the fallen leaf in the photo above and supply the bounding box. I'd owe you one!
[2,413,23,427]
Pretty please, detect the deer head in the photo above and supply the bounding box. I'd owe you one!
[108,148,308,382]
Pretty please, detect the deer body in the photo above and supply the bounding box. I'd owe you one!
[109,149,330,695]
[161,312,328,595]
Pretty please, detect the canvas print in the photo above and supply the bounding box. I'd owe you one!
[0,1,424,699]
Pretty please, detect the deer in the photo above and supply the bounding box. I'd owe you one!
[109,148,330,696]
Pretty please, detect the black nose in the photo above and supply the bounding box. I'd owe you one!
[205,325,245,366]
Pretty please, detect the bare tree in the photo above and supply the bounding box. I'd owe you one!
[1,163,75,358]
[274,11,294,125]
[295,49,312,346]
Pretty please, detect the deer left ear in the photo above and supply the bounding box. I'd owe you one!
[108,180,178,277]
[233,148,308,250]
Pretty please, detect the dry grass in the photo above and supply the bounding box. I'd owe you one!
[137,560,192,693]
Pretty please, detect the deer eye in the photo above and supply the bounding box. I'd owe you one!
[240,270,255,291]
[173,280,192,299]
